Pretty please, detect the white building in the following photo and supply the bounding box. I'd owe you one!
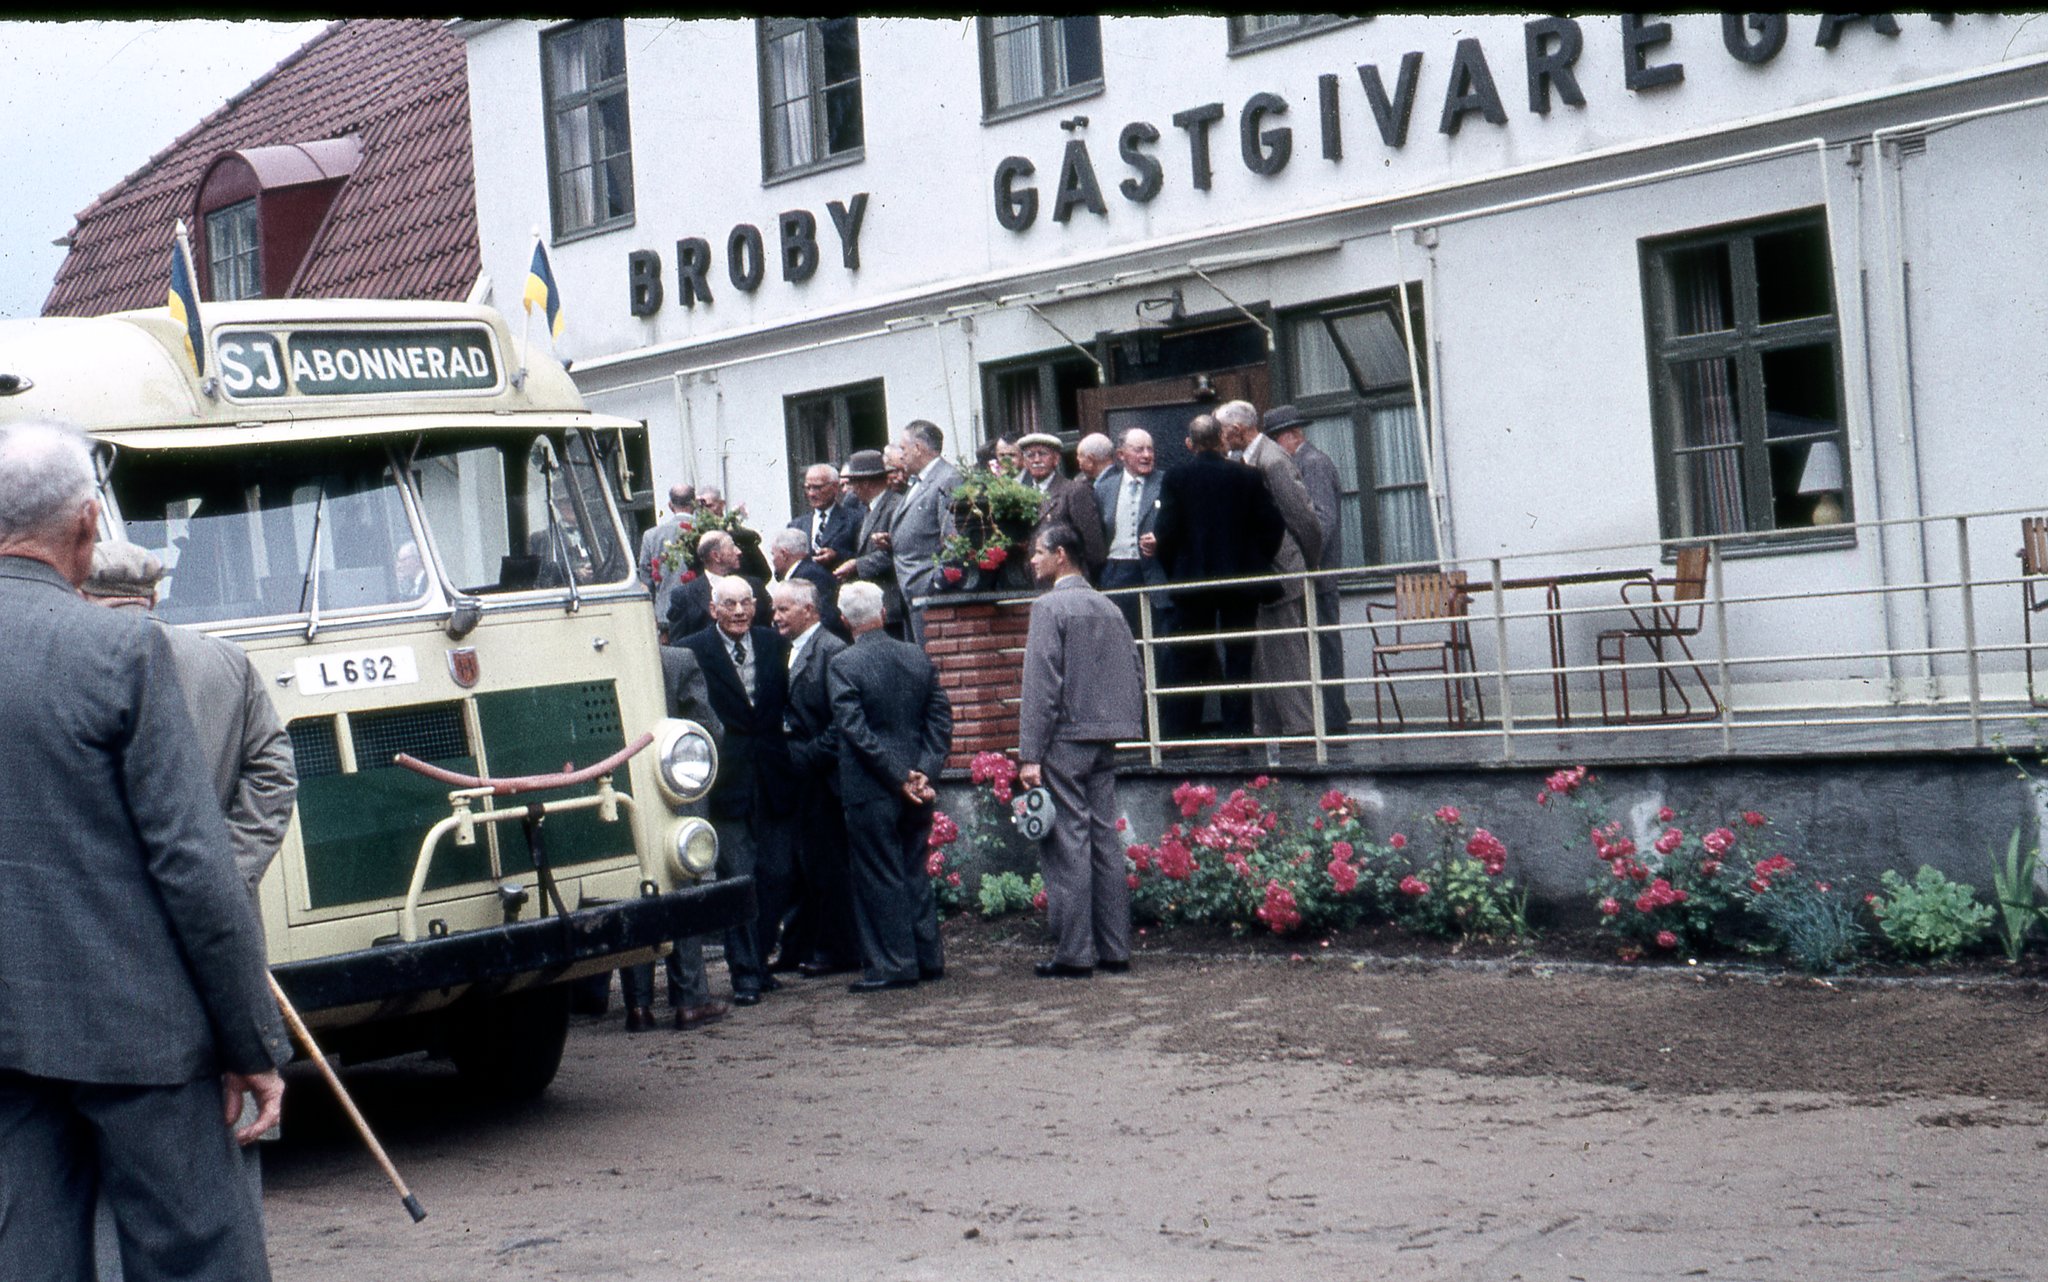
[457,15,2048,751]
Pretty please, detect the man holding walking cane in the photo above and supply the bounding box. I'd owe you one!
[0,422,290,1281]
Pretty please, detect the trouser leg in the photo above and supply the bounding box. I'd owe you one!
[1315,584,1349,733]
[1217,595,1258,732]
[1083,747,1132,964]
[620,963,653,1010]
[900,801,943,974]
[845,798,917,982]
[0,1070,95,1282]
[1253,595,1313,737]
[665,939,710,1008]
[1039,740,1099,968]
[88,1075,272,1282]
[719,823,765,996]
[799,812,859,966]
[749,814,798,973]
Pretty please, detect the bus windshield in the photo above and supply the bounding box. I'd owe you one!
[108,428,629,626]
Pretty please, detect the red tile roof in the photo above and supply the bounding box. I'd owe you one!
[43,19,479,317]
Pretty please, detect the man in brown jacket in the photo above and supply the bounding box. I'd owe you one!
[1217,400,1323,739]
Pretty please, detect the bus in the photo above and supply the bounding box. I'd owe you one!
[0,299,748,1097]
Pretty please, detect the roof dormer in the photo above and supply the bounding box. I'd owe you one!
[193,136,362,300]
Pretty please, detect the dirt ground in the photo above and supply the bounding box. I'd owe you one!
[263,918,2048,1281]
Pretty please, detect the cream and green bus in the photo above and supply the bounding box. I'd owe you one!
[0,299,745,1097]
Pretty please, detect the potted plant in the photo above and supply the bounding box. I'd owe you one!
[939,469,1044,590]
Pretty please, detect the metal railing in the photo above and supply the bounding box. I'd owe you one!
[1046,504,2048,768]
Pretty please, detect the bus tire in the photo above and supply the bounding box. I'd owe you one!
[446,985,571,1100]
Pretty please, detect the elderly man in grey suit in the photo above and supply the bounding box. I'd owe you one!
[0,422,290,1282]
[834,448,906,638]
[828,580,954,991]
[1264,405,1351,734]
[889,419,962,644]
[1217,399,1324,740]
[1019,524,1144,978]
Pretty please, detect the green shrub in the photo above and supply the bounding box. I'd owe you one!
[1748,881,1866,974]
[977,871,1042,918]
[1989,829,2043,963]
[1870,866,1993,961]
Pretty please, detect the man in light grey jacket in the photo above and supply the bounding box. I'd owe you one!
[1018,523,1144,980]
[889,419,961,644]
[1218,399,1323,738]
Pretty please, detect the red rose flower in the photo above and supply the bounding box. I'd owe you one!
[1599,897,1622,916]
[1742,810,1767,827]
[1389,833,1407,850]
[942,566,964,584]
[1398,875,1430,897]
[1655,930,1679,950]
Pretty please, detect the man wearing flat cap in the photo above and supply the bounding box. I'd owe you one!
[1263,405,1350,734]
[1019,432,1106,580]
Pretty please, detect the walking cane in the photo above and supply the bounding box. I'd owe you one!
[266,974,428,1223]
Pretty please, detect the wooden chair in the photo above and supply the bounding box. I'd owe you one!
[1365,570,1483,729]
[2021,517,2048,706]
[1596,545,1719,723]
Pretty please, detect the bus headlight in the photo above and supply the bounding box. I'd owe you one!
[653,718,718,806]
[667,817,718,882]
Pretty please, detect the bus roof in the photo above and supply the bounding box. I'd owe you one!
[0,300,632,440]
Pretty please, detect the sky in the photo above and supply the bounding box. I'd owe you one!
[0,17,332,319]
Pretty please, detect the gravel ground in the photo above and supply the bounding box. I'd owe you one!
[262,919,2048,1281]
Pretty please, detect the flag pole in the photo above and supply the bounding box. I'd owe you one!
[513,226,538,390]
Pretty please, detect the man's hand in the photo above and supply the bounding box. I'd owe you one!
[1019,762,1042,790]
[1138,532,1157,558]
[224,1069,284,1146]
[902,769,936,804]
[833,560,859,581]
[813,547,840,568]
[872,531,892,551]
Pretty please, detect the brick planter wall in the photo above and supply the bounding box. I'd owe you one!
[921,590,1033,772]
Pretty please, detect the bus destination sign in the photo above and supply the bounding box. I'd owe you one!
[217,326,501,399]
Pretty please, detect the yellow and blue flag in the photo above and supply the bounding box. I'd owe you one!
[167,220,206,377]
[523,239,565,341]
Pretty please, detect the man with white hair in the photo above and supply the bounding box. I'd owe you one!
[768,526,846,639]
[889,420,962,643]
[0,422,289,1279]
[1094,426,1169,637]
[771,577,858,975]
[1074,432,1115,485]
[1216,399,1323,739]
[1020,431,1107,579]
[827,579,953,991]
[676,573,795,1007]
[788,462,862,568]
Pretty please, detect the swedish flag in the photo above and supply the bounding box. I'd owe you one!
[167,221,206,377]
[523,239,565,341]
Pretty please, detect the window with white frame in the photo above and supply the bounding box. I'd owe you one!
[759,18,864,182]
[1278,295,1434,570]
[980,17,1103,119]
[205,199,260,301]
[1641,210,1848,540]
[543,19,634,239]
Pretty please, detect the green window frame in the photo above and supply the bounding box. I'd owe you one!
[542,19,634,240]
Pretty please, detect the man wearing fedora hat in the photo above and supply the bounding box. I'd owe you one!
[1019,432,1106,580]
[835,448,907,638]
[1263,405,1350,734]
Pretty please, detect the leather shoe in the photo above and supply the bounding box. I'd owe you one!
[919,966,945,982]
[759,975,784,993]
[625,1005,655,1032]
[730,990,762,1007]
[674,999,730,1030]
[1034,960,1094,979]
[798,959,858,978]
[847,976,919,993]
[1096,959,1132,974]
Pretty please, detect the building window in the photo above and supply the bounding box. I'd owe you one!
[980,17,1103,119]
[205,199,260,301]
[983,350,1097,444]
[759,18,864,182]
[543,19,634,239]
[1641,210,1847,541]
[1277,295,1434,570]
[1227,15,1359,54]
[785,380,888,511]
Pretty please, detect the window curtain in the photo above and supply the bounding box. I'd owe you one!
[1672,260,1743,534]
[769,32,816,171]
[990,18,1045,108]
[1372,406,1434,565]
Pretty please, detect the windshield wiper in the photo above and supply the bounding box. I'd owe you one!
[531,437,580,615]
[298,486,329,641]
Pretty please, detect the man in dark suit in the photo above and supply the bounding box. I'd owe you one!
[1019,431,1107,578]
[666,529,771,644]
[620,643,728,1032]
[678,574,794,1006]
[834,449,906,638]
[0,422,290,1281]
[788,462,863,569]
[768,527,848,640]
[1094,427,1170,638]
[1151,413,1285,739]
[827,580,953,991]
[772,578,859,976]
[1019,524,1145,979]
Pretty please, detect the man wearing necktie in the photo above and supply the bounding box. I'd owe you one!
[1094,428,1169,641]
[677,575,794,1007]
[789,463,862,570]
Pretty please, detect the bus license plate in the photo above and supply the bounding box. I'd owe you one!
[296,647,420,694]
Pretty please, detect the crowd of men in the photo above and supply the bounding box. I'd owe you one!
[634,399,1345,1022]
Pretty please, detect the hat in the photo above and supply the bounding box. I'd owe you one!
[1262,404,1312,436]
[82,540,165,598]
[1016,432,1063,451]
[842,449,887,479]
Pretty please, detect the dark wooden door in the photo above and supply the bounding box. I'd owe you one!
[1077,364,1271,477]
